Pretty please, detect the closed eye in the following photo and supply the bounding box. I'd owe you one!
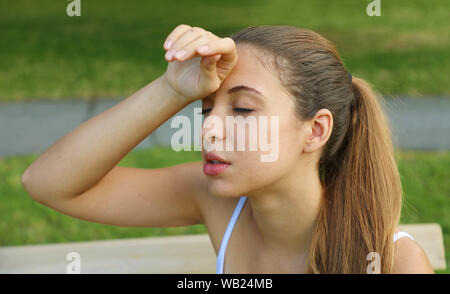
[201,109,211,115]
[201,108,254,115]
[234,108,254,113]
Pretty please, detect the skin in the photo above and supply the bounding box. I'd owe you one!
[200,44,330,269]
[393,230,434,273]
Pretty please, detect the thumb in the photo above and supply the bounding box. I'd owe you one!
[200,54,221,73]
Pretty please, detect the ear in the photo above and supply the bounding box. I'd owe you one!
[303,108,333,153]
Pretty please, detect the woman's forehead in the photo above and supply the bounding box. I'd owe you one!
[200,46,286,103]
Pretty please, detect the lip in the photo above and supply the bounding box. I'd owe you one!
[202,152,231,176]
[203,152,230,164]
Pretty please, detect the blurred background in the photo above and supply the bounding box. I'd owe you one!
[0,0,448,273]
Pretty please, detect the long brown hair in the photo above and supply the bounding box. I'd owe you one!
[229,25,402,273]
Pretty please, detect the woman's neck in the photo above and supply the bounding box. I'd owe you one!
[245,159,323,258]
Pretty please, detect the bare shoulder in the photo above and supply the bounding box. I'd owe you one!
[392,234,434,274]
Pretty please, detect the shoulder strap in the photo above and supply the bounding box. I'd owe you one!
[393,231,414,242]
[216,196,247,274]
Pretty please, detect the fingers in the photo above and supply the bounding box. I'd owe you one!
[163,24,237,75]
[171,32,220,62]
[200,54,222,75]
[163,24,192,50]
[195,37,237,64]
[164,25,209,62]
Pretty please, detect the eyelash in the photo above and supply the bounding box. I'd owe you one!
[201,108,254,115]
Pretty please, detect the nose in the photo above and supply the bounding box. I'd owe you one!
[201,106,227,151]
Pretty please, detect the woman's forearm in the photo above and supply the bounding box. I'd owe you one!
[21,74,189,200]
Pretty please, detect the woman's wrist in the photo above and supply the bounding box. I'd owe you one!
[156,73,191,106]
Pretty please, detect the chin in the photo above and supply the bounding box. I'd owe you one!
[206,179,243,198]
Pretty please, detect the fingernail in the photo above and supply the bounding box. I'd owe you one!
[165,49,176,60]
[197,45,209,53]
[174,50,186,59]
[164,39,173,50]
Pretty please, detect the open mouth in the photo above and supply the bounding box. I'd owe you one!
[208,159,229,164]
[203,153,231,175]
[203,152,231,165]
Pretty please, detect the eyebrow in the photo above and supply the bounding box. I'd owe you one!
[203,85,265,102]
[227,85,265,97]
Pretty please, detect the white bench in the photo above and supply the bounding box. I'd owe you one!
[0,223,445,273]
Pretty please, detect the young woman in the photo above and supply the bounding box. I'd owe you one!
[22,24,434,274]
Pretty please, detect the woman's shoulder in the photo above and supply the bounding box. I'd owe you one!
[392,229,434,274]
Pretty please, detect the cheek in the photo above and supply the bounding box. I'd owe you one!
[204,116,302,197]
[232,118,301,183]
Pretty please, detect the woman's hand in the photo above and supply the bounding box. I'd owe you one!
[161,24,238,103]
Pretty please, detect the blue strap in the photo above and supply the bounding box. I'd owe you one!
[216,196,247,274]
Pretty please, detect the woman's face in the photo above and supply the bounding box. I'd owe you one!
[201,45,311,198]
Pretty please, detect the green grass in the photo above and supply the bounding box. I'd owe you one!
[0,147,207,246]
[396,150,450,273]
[0,0,449,101]
[0,147,449,273]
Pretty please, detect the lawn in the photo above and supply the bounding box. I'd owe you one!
[0,0,449,101]
[0,147,448,273]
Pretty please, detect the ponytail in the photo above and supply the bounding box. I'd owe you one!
[229,25,403,273]
[308,77,402,273]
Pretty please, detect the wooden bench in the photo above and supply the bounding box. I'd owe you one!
[0,223,445,273]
